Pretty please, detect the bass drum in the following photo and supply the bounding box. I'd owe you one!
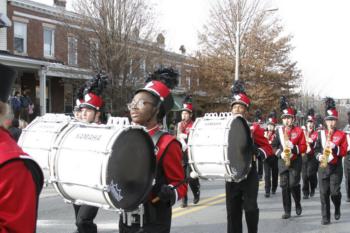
[18,114,72,183]
[50,122,155,211]
[188,113,253,182]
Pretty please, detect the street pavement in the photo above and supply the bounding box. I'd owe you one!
[37,180,350,233]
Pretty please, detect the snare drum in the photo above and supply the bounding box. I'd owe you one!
[18,114,72,183]
[188,113,253,182]
[50,122,155,211]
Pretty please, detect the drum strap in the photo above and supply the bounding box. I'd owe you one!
[152,130,167,147]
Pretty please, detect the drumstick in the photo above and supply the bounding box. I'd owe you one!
[151,171,199,203]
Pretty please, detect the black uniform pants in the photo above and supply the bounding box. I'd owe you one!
[226,165,259,233]
[73,204,99,233]
[182,163,200,203]
[301,155,318,197]
[318,161,343,221]
[257,157,263,180]
[280,169,301,214]
[263,156,278,194]
[119,202,172,233]
[344,153,350,199]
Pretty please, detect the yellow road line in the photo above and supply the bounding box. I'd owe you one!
[172,193,226,214]
[172,197,226,218]
[171,180,265,217]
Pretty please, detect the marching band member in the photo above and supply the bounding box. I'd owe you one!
[176,95,200,208]
[119,67,187,233]
[263,110,279,197]
[343,112,350,202]
[314,97,347,225]
[271,96,307,219]
[72,73,108,233]
[254,109,264,181]
[301,108,319,199]
[226,80,272,233]
[0,63,44,232]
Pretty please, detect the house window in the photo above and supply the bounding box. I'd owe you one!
[89,39,99,68]
[14,22,27,54]
[44,28,55,57]
[68,36,78,66]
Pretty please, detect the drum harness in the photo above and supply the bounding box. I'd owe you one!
[122,130,166,227]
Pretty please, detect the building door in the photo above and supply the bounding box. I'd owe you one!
[50,77,64,113]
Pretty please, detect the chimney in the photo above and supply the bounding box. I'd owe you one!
[54,0,66,8]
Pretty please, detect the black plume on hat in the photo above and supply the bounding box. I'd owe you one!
[0,63,16,102]
[84,72,108,96]
[324,97,336,111]
[268,109,277,118]
[75,84,85,101]
[280,96,289,112]
[231,80,246,96]
[146,67,179,90]
[315,114,323,127]
[255,109,262,121]
[183,95,192,104]
[307,108,315,117]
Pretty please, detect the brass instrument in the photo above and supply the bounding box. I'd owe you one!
[283,126,291,167]
[320,129,333,168]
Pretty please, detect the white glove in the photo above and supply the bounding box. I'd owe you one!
[281,151,286,160]
[179,133,188,140]
[327,142,336,149]
[286,140,294,149]
[306,146,311,154]
[307,138,313,143]
[317,154,324,162]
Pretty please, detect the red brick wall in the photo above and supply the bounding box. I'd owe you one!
[7,4,90,68]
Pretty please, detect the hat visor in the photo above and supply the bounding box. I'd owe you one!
[181,108,192,113]
[230,100,249,108]
[281,114,294,118]
[324,116,337,121]
[79,103,98,111]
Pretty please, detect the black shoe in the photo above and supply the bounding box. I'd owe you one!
[303,195,309,200]
[181,201,188,208]
[193,191,200,204]
[265,193,270,198]
[296,203,302,216]
[193,196,200,204]
[271,189,276,195]
[282,213,291,219]
[335,207,341,220]
[321,219,330,225]
[310,189,315,197]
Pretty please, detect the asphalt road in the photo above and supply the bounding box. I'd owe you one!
[37,179,350,233]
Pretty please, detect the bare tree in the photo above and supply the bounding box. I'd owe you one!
[196,0,301,116]
[67,0,158,115]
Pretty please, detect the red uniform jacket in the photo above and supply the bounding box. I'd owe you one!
[0,127,41,233]
[315,129,348,165]
[149,126,187,201]
[177,120,193,137]
[272,125,307,160]
[250,123,273,158]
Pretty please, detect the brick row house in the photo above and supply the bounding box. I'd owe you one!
[0,0,197,119]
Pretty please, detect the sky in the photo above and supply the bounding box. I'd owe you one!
[33,0,350,99]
